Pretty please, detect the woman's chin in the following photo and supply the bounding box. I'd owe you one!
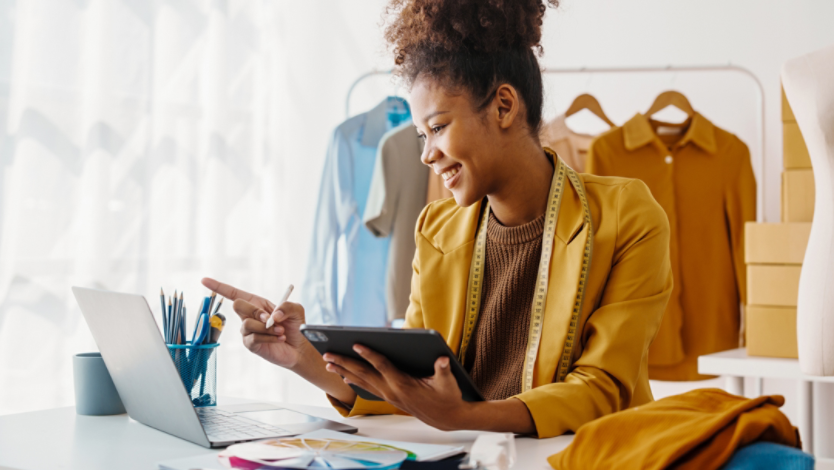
[451,188,482,208]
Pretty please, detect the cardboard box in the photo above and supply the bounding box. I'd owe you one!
[746,305,798,358]
[781,84,795,122]
[783,121,811,169]
[782,169,815,222]
[744,222,811,265]
[747,264,801,307]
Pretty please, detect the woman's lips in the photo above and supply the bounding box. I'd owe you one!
[441,163,462,190]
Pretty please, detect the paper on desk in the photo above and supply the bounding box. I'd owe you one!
[298,429,465,461]
[158,451,222,470]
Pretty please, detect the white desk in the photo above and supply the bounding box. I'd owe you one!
[699,348,834,467]
[0,397,572,470]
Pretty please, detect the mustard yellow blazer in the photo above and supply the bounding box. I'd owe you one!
[330,163,673,438]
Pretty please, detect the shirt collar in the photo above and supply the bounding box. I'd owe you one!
[623,112,717,154]
[360,96,410,147]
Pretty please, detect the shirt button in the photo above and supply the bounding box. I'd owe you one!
[665,155,673,164]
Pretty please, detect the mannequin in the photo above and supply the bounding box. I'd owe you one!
[782,44,834,376]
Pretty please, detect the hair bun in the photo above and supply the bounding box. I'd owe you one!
[384,0,558,60]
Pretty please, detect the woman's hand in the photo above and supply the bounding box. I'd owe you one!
[201,278,306,369]
[323,345,475,431]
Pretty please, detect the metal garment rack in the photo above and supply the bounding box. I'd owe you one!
[345,64,766,221]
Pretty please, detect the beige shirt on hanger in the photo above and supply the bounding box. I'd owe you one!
[363,123,428,322]
[539,114,597,172]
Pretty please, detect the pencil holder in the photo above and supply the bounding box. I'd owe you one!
[167,342,219,407]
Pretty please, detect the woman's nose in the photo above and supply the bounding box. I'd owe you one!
[421,145,440,166]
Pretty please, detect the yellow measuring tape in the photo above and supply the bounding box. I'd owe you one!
[458,153,594,391]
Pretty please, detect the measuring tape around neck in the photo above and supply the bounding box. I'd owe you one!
[458,153,594,392]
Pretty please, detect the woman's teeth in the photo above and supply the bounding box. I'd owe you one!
[441,166,460,180]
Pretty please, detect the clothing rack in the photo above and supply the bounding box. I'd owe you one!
[345,64,766,221]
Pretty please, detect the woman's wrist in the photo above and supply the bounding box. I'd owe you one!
[290,340,357,405]
[455,398,536,434]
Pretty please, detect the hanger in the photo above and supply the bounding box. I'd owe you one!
[564,93,615,127]
[645,90,695,118]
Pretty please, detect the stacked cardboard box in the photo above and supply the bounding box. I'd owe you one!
[743,86,814,358]
[781,85,814,222]
[745,222,809,358]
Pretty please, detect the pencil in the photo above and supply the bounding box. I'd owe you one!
[181,306,187,344]
[265,284,294,329]
[211,297,223,316]
[160,288,167,340]
[167,298,173,343]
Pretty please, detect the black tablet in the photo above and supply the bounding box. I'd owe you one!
[300,325,484,402]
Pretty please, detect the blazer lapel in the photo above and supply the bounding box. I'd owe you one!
[419,200,484,355]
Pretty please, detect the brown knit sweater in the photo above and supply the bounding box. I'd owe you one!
[464,210,545,401]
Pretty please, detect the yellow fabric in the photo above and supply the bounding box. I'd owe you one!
[548,388,801,470]
[328,150,673,438]
[587,113,756,381]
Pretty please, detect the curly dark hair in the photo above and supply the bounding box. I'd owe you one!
[383,0,559,134]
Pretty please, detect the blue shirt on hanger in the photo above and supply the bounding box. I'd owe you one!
[303,97,411,326]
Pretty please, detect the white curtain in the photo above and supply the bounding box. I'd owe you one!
[0,0,334,414]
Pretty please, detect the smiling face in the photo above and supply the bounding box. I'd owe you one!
[411,76,512,208]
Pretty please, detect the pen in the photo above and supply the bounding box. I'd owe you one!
[208,313,225,344]
[207,292,216,320]
[266,284,294,330]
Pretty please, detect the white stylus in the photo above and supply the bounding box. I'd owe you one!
[265,284,294,330]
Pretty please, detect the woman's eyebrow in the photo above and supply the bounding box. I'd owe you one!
[420,110,449,123]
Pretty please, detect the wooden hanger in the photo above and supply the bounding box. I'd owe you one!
[564,93,615,127]
[645,90,695,118]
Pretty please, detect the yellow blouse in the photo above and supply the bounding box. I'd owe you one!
[587,113,756,381]
[329,151,673,438]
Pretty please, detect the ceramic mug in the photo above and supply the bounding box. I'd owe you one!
[72,352,126,416]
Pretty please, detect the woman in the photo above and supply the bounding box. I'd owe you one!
[203,0,672,438]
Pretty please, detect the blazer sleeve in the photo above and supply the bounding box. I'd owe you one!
[327,205,433,417]
[514,179,673,438]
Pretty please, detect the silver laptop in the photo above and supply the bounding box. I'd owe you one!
[72,286,357,448]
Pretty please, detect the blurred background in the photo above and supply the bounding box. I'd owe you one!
[1,0,833,420]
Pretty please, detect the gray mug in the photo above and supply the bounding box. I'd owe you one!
[73,352,126,416]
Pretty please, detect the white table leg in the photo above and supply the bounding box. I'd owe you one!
[725,376,743,396]
[797,380,813,454]
[751,377,763,397]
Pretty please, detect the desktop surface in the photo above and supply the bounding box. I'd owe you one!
[0,397,572,470]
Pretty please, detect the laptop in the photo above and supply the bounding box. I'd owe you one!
[72,286,357,448]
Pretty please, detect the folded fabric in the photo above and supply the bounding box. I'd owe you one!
[548,388,801,470]
[721,442,813,470]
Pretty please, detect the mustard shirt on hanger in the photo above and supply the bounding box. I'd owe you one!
[328,150,673,438]
[586,113,756,381]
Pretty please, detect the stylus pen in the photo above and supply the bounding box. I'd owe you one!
[265,284,294,330]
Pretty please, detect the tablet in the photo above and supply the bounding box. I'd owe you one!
[300,325,484,402]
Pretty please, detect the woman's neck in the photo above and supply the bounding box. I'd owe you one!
[487,142,554,227]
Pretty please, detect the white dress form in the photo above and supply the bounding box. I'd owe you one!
[782,45,834,376]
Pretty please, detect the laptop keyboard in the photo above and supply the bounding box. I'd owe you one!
[196,408,290,443]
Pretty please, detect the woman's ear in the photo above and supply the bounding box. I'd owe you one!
[493,84,521,130]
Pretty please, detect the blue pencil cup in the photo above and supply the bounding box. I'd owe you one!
[168,342,219,407]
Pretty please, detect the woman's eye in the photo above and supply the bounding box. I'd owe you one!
[432,125,445,134]
[417,133,426,141]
